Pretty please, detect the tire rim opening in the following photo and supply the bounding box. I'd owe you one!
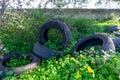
[76,38,103,52]
[3,54,32,67]
[44,28,63,50]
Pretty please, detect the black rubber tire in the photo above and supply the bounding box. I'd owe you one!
[113,32,120,38]
[104,26,120,33]
[39,20,71,50]
[0,53,40,79]
[113,38,120,46]
[71,34,115,56]
[33,42,62,59]
[113,38,120,52]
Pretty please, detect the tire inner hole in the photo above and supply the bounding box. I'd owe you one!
[77,38,103,52]
[44,28,63,49]
[3,54,32,67]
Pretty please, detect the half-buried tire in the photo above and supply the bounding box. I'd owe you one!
[71,34,115,56]
[104,26,120,33]
[39,20,71,50]
[0,53,40,79]
[113,38,120,52]
[33,42,62,59]
[113,32,120,38]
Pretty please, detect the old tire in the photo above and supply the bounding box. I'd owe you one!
[71,34,115,56]
[39,20,71,50]
[0,53,40,79]
[113,32,120,38]
[113,38,120,52]
[104,26,120,33]
[33,42,62,59]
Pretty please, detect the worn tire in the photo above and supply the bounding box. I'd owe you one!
[71,34,115,56]
[104,26,120,33]
[113,32,120,37]
[0,53,40,79]
[39,20,71,49]
[33,42,62,59]
[113,38,120,52]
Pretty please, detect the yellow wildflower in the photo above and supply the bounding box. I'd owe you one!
[70,57,75,61]
[87,66,95,78]
[113,57,118,61]
[74,72,82,79]
[87,66,94,73]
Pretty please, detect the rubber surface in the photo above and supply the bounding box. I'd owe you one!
[39,20,71,49]
[113,38,120,52]
[71,34,115,56]
[33,42,62,59]
[0,53,40,79]
[113,38,120,46]
[113,32,120,37]
[104,26,120,33]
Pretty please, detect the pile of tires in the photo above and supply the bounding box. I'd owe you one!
[0,20,71,79]
[1,20,120,79]
[33,20,71,59]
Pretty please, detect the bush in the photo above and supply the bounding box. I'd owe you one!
[72,17,96,34]
[0,9,46,54]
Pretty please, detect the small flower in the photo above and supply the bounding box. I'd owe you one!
[74,72,82,79]
[87,66,95,78]
[113,57,118,61]
[70,57,75,61]
[87,66,94,73]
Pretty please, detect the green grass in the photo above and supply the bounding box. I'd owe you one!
[0,10,120,80]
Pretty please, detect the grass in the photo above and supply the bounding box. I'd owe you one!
[0,10,120,80]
